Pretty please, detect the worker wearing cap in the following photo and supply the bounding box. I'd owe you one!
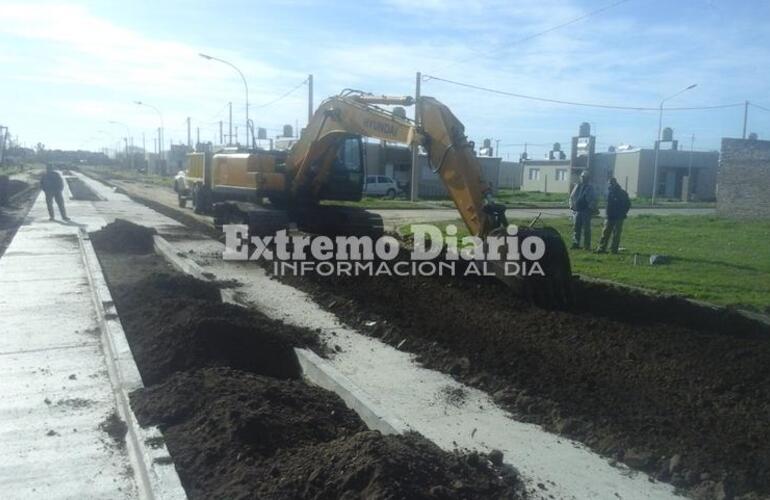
[569,170,597,249]
[596,177,631,254]
[40,165,70,221]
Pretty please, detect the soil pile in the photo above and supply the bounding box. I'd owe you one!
[116,288,305,385]
[280,255,770,498]
[573,278,764,338]
[0,178,30,205]
[94,221,524,499]
[131,368,521,500]
[91,218,156,253]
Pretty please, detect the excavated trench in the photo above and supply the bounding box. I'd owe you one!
[272,245,770,500]
[64,175,105,201]
[91,220,525,500]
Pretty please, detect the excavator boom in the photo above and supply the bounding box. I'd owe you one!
[284,90,573,308]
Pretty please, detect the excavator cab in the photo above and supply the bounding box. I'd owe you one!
[316,136,365,202]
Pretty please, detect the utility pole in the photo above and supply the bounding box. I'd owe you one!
[688,134,695,200]
[652,84,697,205]
[743,100,749,139]
[495,139,501,157]
[228,102,233,146]
[219,121,223,145]
[186,117,192,148]
[410,71,422,202]
[308,74,314,124]
[235,126,239,145]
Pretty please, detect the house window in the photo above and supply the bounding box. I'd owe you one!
[555,169,567,181]
[528,168,540,180]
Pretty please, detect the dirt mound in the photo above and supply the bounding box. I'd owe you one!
[114,282,307,386]
[91,218,156,254]
[116,272,222,304]
[280,258,770,498]
[131,368,523,500]
[95,224,525,500]
[260,431,521,500]
[0,178,30,205]
[573,279,766,338]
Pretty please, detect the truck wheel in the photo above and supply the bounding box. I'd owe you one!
[386,188,396,199]
[194,185,213,214]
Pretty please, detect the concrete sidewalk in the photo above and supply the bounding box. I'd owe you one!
[0,177,184,499]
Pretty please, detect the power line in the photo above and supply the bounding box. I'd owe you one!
[437,0,633,71]
[750,102,770,113]
[422,74,745,111]
[250,78,308,110]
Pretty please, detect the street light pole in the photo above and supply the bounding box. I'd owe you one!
[134,101,165,171]
[199,53,250,149]
[108,120,132,170]
[651,83,697,205]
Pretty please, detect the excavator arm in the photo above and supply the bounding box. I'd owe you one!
[286,90,573,307]
[286,90,503,238]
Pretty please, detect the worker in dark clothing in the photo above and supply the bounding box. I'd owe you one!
[569,170,597,249]
[596,177,630,254]
[40,165,69,221]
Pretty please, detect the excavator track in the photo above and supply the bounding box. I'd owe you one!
[292,205,385,238]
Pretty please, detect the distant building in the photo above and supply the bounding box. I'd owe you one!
[717,136,770,218]
[592,147,718,200]
[520,158,572,193]
[363,141,501,198]
[518,142,571,193]
[517,124,718,200]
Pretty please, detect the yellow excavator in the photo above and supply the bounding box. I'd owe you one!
[176,90,573,307]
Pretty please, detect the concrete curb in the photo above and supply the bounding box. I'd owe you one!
[294,348,408,435]
[79,230,187,500]
[153,234,409,435]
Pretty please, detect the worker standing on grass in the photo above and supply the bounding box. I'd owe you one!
[596,177,631,254]
[40,164,69,221]
[569,170,597,249]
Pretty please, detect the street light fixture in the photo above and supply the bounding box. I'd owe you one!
[651,83,697,205]
[199,52,250,149]
[134,101,165,169]
[108,120,132,169]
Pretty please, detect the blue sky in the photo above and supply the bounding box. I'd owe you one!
[1,0,769,159]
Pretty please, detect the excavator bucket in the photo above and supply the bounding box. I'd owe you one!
[486,226,574,309]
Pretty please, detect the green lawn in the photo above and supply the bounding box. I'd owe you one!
[402,215,770,312]
[494,188,715,209]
